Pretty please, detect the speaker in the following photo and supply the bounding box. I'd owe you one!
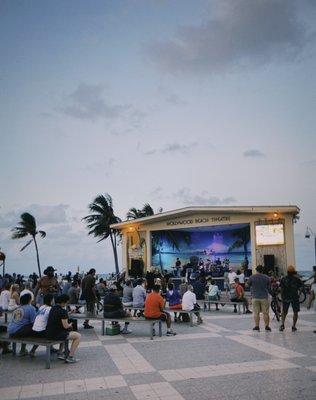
[130,259,144,278]
[264,254,275,268]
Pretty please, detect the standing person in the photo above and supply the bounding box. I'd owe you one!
[182,285,203,324]
[193,276,206,300]
[0,282,11,310]
[247,265,271,331]
[34,266,59,306]
[279,265,304,332]
[46,294,81,363]
[175,258,181,277]
[144,285,176,336]
[8,293,36,356]
[237,268,245,288]
[81,268,97,329]
[145,268,155,291]
[8,284,20,310]
[307,275,316,334]
[228,268,237,287]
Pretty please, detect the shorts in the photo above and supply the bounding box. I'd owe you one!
[9,324,33,338]
[283,299,300,313]
[146,312,170,321]
[46,331,69,341]
[252,298,269,314]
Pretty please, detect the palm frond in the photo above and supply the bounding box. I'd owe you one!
[20,239,33,252]
[142,203,154,216]
[38,230,46,238]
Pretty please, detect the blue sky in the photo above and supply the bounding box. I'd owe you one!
[0,0,315,275]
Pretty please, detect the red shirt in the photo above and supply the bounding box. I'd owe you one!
[144,292,164,318]
[236,284,244,299]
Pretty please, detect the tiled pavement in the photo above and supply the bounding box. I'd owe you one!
[0,310,315,400]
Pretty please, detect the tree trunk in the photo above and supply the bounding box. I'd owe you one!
[110,232,119,276]
[2,260,5,276]
[33,236,42,277]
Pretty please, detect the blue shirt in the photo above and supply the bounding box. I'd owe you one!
[8,305,36,335]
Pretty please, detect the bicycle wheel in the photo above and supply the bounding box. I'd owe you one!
[271,299,280,321]
[299,289,306,304]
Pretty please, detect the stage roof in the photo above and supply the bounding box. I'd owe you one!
[110,205,300,229]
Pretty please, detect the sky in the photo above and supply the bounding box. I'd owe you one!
[0,0,315,275]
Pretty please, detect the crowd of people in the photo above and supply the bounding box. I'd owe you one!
[0,263,315,363]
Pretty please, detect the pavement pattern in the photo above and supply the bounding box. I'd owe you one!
[0,308,315,400]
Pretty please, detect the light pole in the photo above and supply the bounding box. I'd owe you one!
[305,227,316,265]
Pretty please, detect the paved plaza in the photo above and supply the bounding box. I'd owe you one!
[0,309,315,400]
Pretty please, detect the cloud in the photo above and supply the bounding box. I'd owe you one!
[146,0,310,74]
[149,186,164,200]
[145,142,198,155]
[243,149,266,158]
[0,204,69,228]
[300,159,316,166]
[174,187,236,206]
[60,83,130,121]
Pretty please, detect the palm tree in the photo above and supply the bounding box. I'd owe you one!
[83,194,121,275]
[11,213,46,277]
[126,203,154,220]
[228,226,251,259]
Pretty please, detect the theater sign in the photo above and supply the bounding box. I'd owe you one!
[110,205,299,277]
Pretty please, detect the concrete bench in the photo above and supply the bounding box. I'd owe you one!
[203,300,242,314]
[126,307,198,327]
[71,314,162,339]
[0,333,67,369]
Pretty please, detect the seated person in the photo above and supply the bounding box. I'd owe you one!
[207,279,221,311]
[179,279,188,297]
[103,285,131,334]
[144,285,176,336]
[29,293,54,357]
[132,279,147,316]
[182,285,203,324]
[8,293,36,356]
[122,280,133,307]
[46,294,81,363]
[230,278,252,314]
[165,283,182,322]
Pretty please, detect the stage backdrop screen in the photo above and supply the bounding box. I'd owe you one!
[151,223,251,271]
[255,224,284,246]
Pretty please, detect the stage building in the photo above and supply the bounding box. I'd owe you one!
[110,206,300,277]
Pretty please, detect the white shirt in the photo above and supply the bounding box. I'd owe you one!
[238,273,245,284]
[32,305,51,332]
[0,290,10,310]
[228,272,237,284]
[20,289,35,302]
[208,284,220,297]
[182,290,197,311]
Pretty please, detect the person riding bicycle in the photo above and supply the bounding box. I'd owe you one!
[279,265,304,332]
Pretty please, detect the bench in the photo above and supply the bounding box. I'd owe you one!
[71,314,162,339]
[0,333,68,369]
[126,307,198,327]
[203,300,242,314]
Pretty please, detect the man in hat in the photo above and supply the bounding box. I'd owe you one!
[81,268,97,329]
[34,266,59,306]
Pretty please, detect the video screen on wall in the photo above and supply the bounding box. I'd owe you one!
[151,223,251,271]
[255,224,284,246]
